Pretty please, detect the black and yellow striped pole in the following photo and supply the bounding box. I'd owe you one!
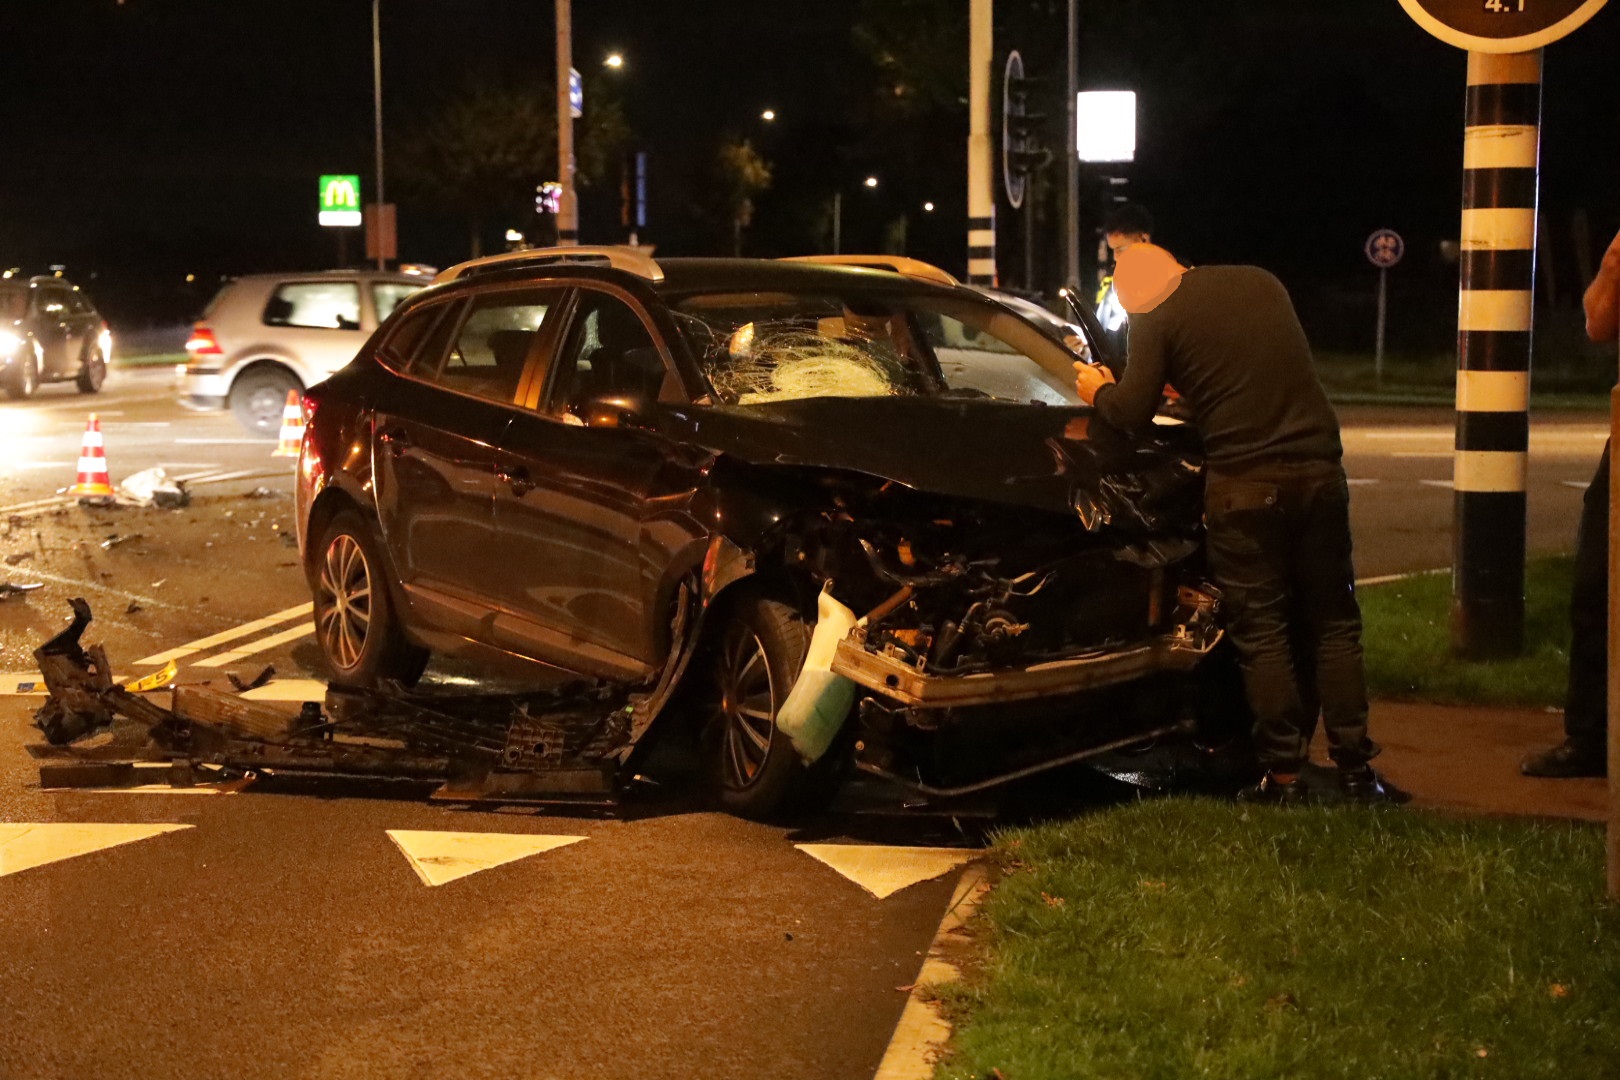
[966,0,996,286]
[1451,50,1542,658]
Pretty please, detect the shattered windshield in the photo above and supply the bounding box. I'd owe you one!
[671,289,1082,406]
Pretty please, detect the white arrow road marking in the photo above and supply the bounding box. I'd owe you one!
[794,844,981,900]
[386,830,587,888]
[0,823,192,878]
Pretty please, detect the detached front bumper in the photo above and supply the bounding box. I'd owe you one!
[830,588,1223,709]
[832,629,1220,708]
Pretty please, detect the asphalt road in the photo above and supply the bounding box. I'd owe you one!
[0,375,1608,1080]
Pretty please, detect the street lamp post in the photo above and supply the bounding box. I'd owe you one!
[555,0,578,245]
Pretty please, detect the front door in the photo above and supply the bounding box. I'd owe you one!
[492,287,695,681]
[371,288,563,641]
[29,285,73,377]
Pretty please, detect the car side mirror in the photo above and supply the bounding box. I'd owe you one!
[574,391,652,429]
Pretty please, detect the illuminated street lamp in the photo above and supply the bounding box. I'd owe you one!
[923,201,936,213]
[761,108,776,122]
[604,52,624,70]
[1075,90,1137,164]
[863,175,879,189]
[832,176,880,254]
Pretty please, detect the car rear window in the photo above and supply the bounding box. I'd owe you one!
[263,281,362,331]
[372,282,422,323]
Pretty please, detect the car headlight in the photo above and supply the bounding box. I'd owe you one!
[0,330,22,355]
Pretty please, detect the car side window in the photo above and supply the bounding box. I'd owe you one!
[549,292,668,414]
[420,289,561,405]
[67,290,94,316]
[372,282,422,323]
[33,288,68,319]
[376,301,457,375]
[264,281,362,331]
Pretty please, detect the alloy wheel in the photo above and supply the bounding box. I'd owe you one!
[714,626,777,790]
[316,533,373,672]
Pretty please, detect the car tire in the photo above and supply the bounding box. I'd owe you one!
[312,510,429,688]
[701,591,842,820]
[230,366,300,437]
[5,345,40,400]
[76,349,107,394]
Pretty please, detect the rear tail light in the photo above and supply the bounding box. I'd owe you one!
[184,323,223,357]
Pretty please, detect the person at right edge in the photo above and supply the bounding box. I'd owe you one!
[1522,226,1620,779]
[1072,244,1382,804]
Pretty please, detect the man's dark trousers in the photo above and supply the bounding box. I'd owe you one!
[1204,460,1376,773]
[1565,440,1610,751]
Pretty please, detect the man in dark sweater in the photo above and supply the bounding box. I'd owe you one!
[1073,244,1379,802]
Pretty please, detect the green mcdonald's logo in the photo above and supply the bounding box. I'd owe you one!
[320,175,361,212]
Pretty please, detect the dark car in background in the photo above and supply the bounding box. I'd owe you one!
[0,276,110,399]
[295,248,1224,817]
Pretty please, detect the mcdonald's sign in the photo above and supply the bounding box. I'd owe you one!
[318,174,362,227]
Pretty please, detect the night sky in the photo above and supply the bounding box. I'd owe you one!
[2,0,1617,354]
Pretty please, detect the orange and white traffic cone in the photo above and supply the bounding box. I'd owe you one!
[68,414,115,501]
[272,389,304,458]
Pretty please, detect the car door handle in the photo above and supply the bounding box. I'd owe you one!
[496,463,534,496]
[378,427,412,456]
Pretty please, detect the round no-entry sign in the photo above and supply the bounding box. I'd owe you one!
[1366,229,1405,269]
[1397,0,1608,52]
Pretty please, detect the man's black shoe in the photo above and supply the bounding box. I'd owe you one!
[1339,765,1379,798]
[1521,740,1607,779]
[1236,772,1306,805]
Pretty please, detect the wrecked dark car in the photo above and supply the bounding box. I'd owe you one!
[281,249,1226,817]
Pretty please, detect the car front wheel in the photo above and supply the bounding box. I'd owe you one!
[76,349,107,394]
[312,511,427,688]
[702,592,840,819]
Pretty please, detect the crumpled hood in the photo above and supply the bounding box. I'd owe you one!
[655,397,1204,533]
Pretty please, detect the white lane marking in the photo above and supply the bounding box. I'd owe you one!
[1563,480,1592,490]
[1419,479,1455,489]
[136,602,312,666]
[386,831,587,888]
[794,844,981,901]
[1345,478,1379,486]
[6,568,189,613]
[1391,452,1453,459]
[872,865,990,1080]
[128,422,173,427]
[174,438,278,446]
[192,623,314,668]
[1356,568,1449,587]
[0,823,192,879]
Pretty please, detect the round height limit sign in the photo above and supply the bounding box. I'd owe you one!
[1397,0,1607,51]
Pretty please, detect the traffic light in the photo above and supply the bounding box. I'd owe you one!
[1002,53,1049,209]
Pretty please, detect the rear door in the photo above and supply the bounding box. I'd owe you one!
[491,285,695,680]
[372,287,567,642]
[261,278,370,383]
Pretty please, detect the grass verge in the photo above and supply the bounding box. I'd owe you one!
[1358,556,1573,708]
[112,351,187,369]
[937,800,1619,1080]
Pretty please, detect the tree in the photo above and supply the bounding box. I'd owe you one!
[715,139,773,256]
[392,79,631,258]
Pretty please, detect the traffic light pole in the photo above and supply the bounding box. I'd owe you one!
[1450,49,1541,658]
[371,0,386,270]
[966,0,995,286]
[1064,0,1079,290]
[555,0,579,245]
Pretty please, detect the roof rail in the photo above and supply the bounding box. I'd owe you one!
[779,255,960,288]
[434,246,665,285]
